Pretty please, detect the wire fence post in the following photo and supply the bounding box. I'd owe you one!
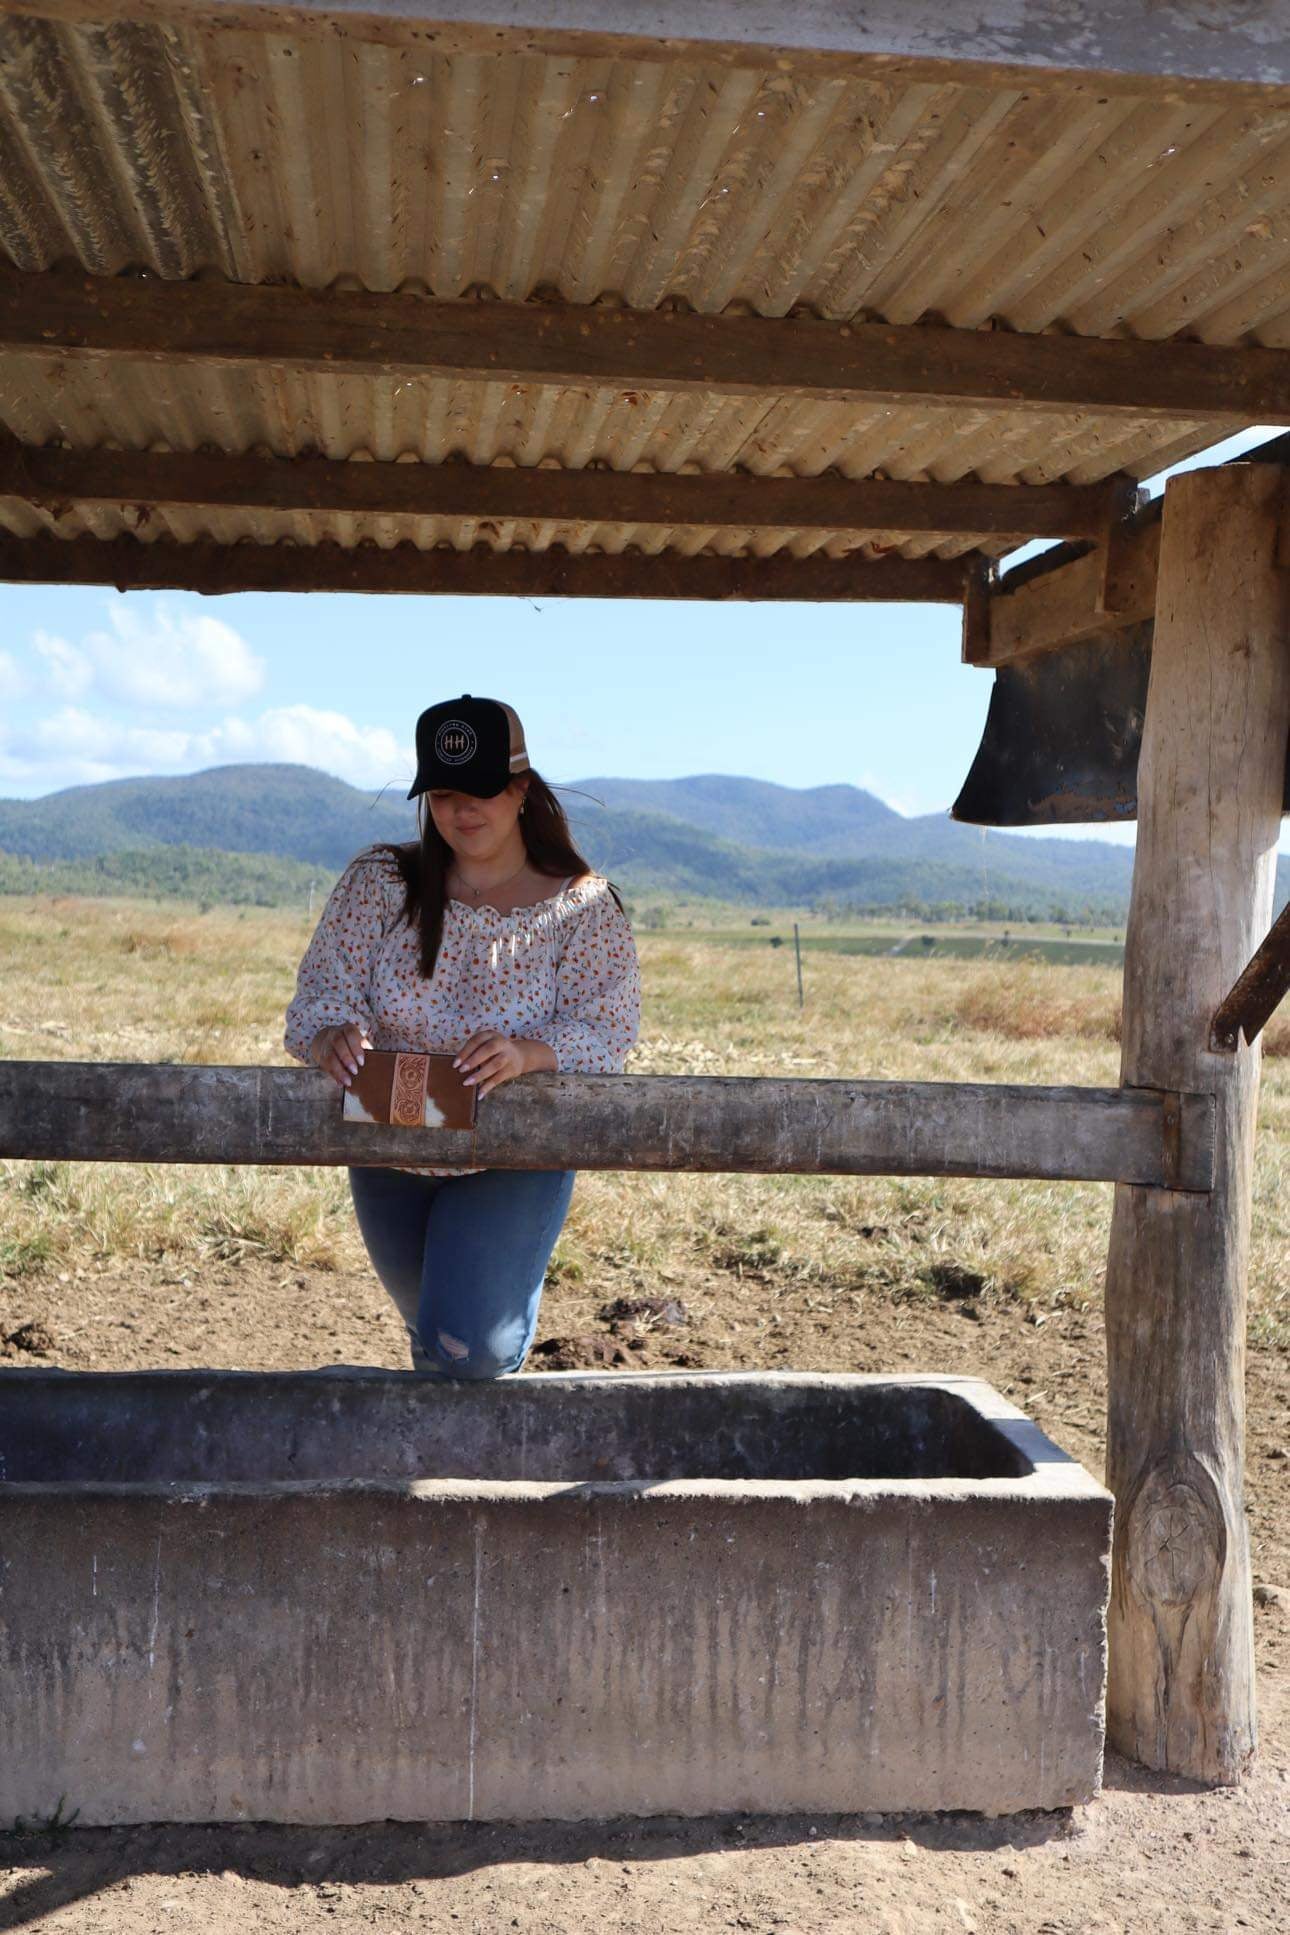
[793,922,804,1008]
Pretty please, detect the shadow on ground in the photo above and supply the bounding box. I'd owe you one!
[0,1799,1084,1929]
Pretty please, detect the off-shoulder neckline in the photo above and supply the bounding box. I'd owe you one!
[353,846,605,922]
[445,872,605,922]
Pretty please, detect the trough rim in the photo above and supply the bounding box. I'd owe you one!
[0,1367,1111,1506]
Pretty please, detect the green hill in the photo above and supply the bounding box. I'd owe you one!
[571,775,898,855]
[0,764,415,867]
[569,775,1134,908]
[565,804,1118,920]
[0,844,330,907]
[0,762,1285,920]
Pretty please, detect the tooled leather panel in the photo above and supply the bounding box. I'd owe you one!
[390,1052,430,1127]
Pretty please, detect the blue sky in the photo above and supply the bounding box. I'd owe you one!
[0,426,1285,851]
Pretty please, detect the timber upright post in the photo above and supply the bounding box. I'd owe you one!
[1105,465,1290,1780]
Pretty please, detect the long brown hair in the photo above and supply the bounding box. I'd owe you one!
[383,769,609,978]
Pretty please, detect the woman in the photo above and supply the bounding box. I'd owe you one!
[284,693,640,1378]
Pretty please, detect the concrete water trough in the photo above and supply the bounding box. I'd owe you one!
[0,1369,1111,1824]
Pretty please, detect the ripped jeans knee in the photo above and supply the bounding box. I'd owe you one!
[420,1318,528,1381]
[347,1165,576,1381]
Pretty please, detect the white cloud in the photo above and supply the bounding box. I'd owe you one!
[856,770,932,819]
[0,702,413,795]
[0,648,28,701]
[29,602,265,711]
[31,707,197,770]
[84,603,266,709]
[33,631,92,700]
[193,706,411,790]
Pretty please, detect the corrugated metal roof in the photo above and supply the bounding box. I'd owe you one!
[1,7,1288,567]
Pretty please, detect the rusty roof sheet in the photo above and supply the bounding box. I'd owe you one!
[1,6,1288,565]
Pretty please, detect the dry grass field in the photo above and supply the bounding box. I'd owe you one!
[2,894,1286,1344]
[1,892,1288,1934]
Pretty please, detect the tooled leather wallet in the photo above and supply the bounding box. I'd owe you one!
[341,1050,478,1131]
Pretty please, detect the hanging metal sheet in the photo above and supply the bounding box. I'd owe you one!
[952,626,1151,826]
[953,624,1290,827]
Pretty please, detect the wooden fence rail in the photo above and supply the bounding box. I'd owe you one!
[0,1063,1214,1189]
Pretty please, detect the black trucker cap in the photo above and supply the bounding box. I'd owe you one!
[407,695,530,800]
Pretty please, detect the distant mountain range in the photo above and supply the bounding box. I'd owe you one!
[0,764,413,868]
[569,776,899,856]
[567,783,1134,918]
[1,763,1286,921]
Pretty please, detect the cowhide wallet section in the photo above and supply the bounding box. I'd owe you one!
[341,1050,478,1131]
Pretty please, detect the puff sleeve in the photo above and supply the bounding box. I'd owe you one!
[283,849,401,1064]
[528,884,641,1074]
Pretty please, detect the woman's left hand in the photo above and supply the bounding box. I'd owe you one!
[453,1031,555,1097]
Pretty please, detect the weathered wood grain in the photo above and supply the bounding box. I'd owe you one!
[0,1063,1214,1188]
[0,534,967,604]
[3,267,1288,421]
[981,521,1160,666]
[0,437,1123,542]
[1104,464,1290,1781]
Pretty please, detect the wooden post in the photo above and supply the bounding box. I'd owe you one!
[1105,465,1290,1781]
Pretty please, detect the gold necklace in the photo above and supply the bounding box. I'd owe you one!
[451,857,528,901]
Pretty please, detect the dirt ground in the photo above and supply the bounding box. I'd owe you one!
[2,1239,1287,1935]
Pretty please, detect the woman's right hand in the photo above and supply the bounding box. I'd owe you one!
[310,1022,369,1088]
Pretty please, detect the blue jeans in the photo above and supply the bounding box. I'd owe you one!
[347,1166,575,1378]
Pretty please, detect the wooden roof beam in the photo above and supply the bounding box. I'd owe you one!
[0,438,1132,542]
[967,435,1290,668]
[965,520,1161,668]
[3,267,1288,422]
[0,532,968,601]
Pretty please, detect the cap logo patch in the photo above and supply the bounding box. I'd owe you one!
[435,719,477,765]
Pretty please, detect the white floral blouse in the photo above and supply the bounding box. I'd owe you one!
[284,845,640,1174]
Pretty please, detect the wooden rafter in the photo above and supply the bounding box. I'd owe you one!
[973,438,1290,668]
[0,532,969,601]
[3,267,1289,421]
[0,438,1130,541]
[970,522,1161,667]
[0,1062,1216,1189]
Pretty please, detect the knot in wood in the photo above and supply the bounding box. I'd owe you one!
[1124,1459,1226,1607]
